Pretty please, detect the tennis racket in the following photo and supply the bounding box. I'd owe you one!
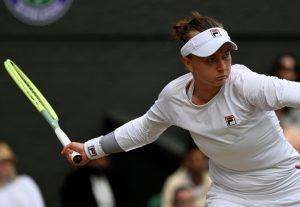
[4,59,82,164]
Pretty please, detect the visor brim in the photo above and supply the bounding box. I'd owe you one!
[191,39,238,57]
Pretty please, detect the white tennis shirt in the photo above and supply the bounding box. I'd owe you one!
[90,175,115,207]
[114,64,300,194]
[0,175,45,207]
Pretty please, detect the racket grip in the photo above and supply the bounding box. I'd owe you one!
[54,128,82,164]
[71,151,83,164]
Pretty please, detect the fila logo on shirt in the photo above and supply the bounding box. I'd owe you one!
[225,115,237,126]
[88,146,97,157]
[210,28,222,38]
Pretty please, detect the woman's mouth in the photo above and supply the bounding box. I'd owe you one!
[216,75,228,80]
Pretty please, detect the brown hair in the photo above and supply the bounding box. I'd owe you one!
[173,12,223,48]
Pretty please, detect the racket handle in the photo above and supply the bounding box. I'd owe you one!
[54,128,82,164]
[71,151,83,164]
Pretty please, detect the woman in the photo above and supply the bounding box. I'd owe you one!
[269,54,299,82]
[62,12,300,206]
[0,141,45,207]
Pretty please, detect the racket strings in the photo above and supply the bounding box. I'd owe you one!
[5,60,59,121]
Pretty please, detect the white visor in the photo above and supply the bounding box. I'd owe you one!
[180,27,238,57]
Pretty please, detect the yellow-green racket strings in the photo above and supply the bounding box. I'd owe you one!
[4,60,59,121]
[10,61,59,121]
[4,60,43,111]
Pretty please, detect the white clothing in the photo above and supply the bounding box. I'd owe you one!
[114,64,300,206]
[180,27,237,57]
[90,175,115,207]
[0,175,45,207]
[161,167,211,207]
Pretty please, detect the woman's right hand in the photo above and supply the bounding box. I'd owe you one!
[61,142,90,166]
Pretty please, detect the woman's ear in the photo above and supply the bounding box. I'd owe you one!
[182,56,193,72]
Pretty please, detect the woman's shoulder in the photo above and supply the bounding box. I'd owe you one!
[229,64,256,85]
[15,175,40,189]
[231,64,253,76]
[159,73,192,98]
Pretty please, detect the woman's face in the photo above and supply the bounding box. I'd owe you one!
[0,159,15,186]
[183,43,232,87]
[277,56,297,81]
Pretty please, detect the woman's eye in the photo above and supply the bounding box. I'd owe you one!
[223,52,230,59]
[207,57,215,62]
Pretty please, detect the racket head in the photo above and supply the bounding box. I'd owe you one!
[4,59,59,121]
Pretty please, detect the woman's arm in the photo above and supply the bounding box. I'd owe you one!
[62,90,173,165]
[236,65,300,111]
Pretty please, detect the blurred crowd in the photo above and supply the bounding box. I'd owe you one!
[0,141,45,207]
[1,53,300,207]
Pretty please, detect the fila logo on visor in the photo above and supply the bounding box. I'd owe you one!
[88,146,97,157]
[210,29,222,38]
[225,115,237,126]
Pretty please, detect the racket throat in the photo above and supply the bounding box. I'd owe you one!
[40,109,59,129]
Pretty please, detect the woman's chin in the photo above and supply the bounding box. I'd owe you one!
[215,79,227,86]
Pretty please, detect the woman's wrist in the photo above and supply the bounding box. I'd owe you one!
[84,136,107,159]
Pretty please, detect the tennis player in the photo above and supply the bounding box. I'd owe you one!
[62,12,300,206]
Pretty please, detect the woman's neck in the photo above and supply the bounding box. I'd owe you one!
[191,173,204,185]
[192,81,222,105]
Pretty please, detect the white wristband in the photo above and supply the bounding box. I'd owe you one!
[84,136,107,159]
